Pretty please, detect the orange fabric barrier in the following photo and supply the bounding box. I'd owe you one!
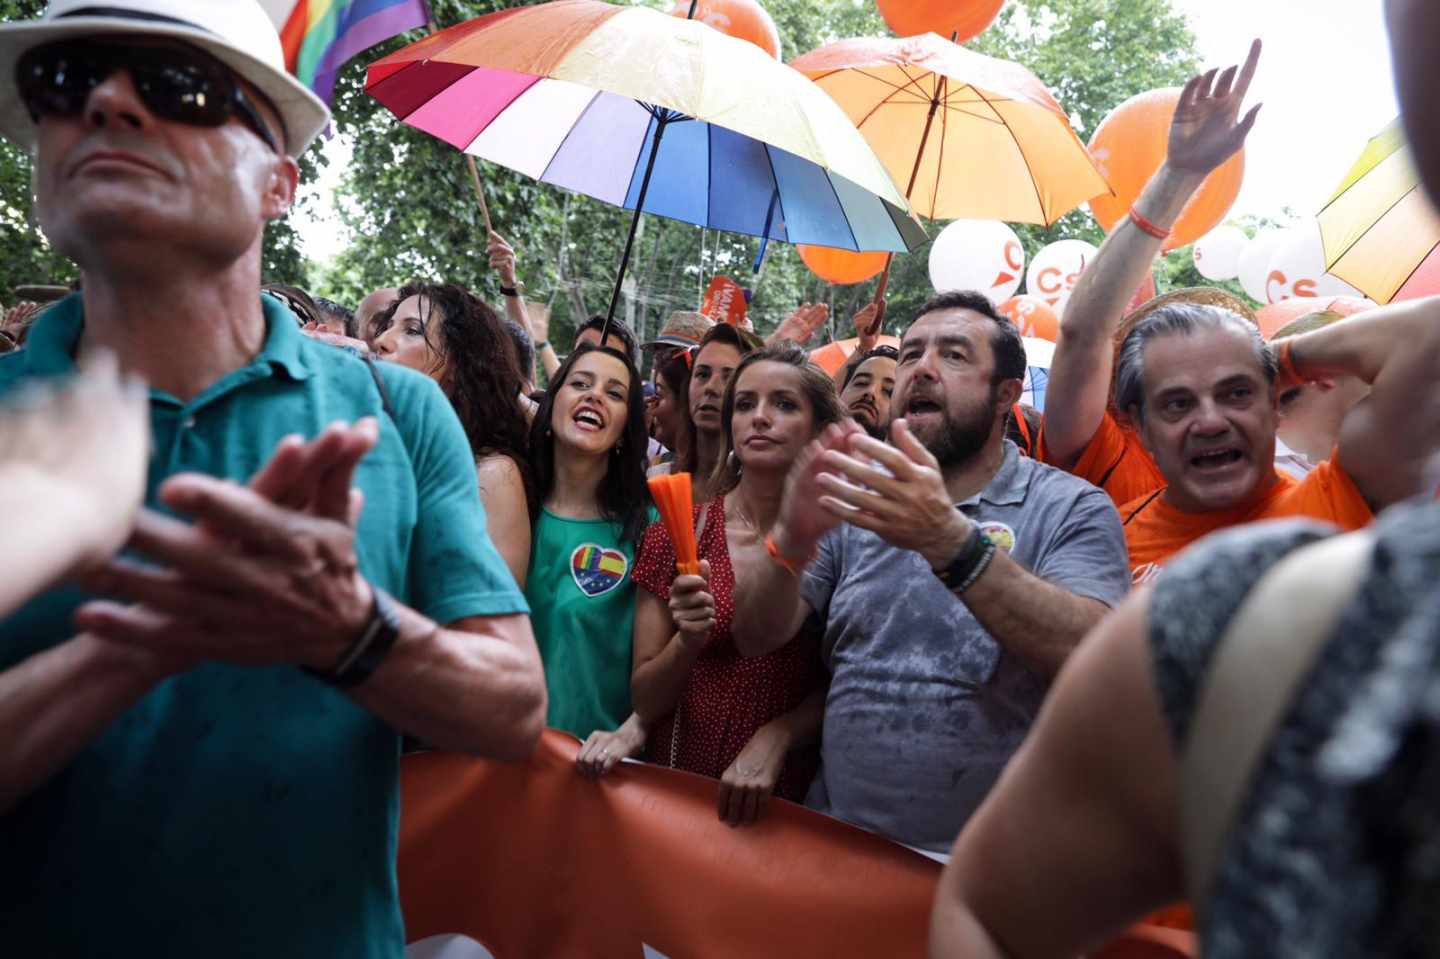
[399,729,1197,958]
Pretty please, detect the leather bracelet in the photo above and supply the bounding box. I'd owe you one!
[499,285,521,298]
[765,533,815,577]
[1128,206,1171,241]
[933,521,989,591]
[303,586,402,689]
[535,340,551,352]
[954,540,998,594]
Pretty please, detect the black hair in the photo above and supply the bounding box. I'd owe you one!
[504,317,535,384]
[911,290,1027,385]
[656,347,695,473]
[841,344,900,390]
[677,323,759,476]
[529,344,653,544]
[312,296,357,339]
[374,282,533,499]
[577,315,640,368]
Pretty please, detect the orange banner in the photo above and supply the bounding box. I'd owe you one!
[398,730,1196,958]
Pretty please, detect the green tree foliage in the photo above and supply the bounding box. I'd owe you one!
[315,0,1207,350]
[3,0,1229,336]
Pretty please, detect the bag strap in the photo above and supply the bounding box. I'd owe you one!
[1181,529,1376,910]
[362,353,397,421]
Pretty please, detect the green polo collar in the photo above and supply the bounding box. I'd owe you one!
[20,292,314,383]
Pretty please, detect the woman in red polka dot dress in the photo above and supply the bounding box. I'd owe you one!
[632,343,839,825]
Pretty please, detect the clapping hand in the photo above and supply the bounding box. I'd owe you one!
[814,419,973,570]
[0,349,149,574]
[76,420,382,672]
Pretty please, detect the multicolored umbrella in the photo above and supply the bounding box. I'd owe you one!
[790,33,1110,225]
[366,0,926,323]
[1319,119,1440,303]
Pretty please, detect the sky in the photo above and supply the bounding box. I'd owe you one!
[1172,0,1398,222]
[294,0,1402,262]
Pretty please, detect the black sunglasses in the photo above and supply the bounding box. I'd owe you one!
[17,39,282,154]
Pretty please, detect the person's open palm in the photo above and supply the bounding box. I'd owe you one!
[0,350,150,569]
[1168,39,1262,175]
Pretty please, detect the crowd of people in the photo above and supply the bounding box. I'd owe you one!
[1,0,1439,956]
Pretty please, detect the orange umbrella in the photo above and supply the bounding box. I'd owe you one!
[810,336,902,376]
[1256,295,1376,340]
[791,33,1110,225]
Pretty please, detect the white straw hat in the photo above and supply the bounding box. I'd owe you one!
[0,0,330,157]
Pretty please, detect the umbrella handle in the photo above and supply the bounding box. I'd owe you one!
[465,155,494,235]
[604,112,672,338]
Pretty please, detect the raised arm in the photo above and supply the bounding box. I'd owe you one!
[488,230,542,381]
[816,422,1117,678]
[1044,41,1262,466]
[831,302,881,391]
[1290,296,1440,508]
[930,591,1182,958]
[730,422,855,657]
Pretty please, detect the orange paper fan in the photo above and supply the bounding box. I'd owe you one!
[647,472,700,576]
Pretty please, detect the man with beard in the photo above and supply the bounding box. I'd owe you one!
[838,345,898,439]
[728,290,1129,851]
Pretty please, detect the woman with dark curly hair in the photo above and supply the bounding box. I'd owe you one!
[372,281,533,586]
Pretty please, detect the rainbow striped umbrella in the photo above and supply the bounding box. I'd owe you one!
[366,0,925,322]
[1320,119,1440,303]
[263,0,431,104]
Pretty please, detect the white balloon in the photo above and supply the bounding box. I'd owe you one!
[1192,225,1248,281]
[1237,229,1285,302]
[1263,222,1364,304]
[1025,239,1098,317]
[928,219,1026,305]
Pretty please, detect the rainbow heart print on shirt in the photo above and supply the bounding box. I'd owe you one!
[571,544,629,598]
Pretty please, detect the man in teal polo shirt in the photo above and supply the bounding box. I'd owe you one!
[0,2,545,956]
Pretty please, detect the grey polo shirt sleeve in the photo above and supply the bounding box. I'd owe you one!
[799,528,841,618]
[1032,485,1130,608]
[385,369,531,625]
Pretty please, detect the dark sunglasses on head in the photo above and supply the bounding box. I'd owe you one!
[17,39,282,154]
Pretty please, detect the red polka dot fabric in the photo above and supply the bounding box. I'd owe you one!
[633,496,824,801]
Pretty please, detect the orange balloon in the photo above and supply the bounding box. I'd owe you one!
[999,294,1059,341]
[671,0,782,59]
[876,0,1006,42]
[797,245,889,285]
[1256,294,1375,339]
[1087,88,1245,253]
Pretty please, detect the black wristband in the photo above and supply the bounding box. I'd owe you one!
[499,285,520,297]
[303,586,402,689]
[932,520,989,591]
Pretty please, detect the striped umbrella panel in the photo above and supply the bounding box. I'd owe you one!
[371,66,926,252]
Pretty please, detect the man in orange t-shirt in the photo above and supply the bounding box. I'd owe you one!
[1037,57,1438,581]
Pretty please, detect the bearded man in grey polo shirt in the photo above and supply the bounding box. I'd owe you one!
[733,291,1128,852]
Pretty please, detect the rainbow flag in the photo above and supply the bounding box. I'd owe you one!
[263,0,431,104]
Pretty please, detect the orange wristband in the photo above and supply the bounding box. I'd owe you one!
[1275,340,1312,391]
[765,533,815,577]
[1128,206,1171,241]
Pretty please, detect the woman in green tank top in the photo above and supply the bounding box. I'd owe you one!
[525,343,654,774]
